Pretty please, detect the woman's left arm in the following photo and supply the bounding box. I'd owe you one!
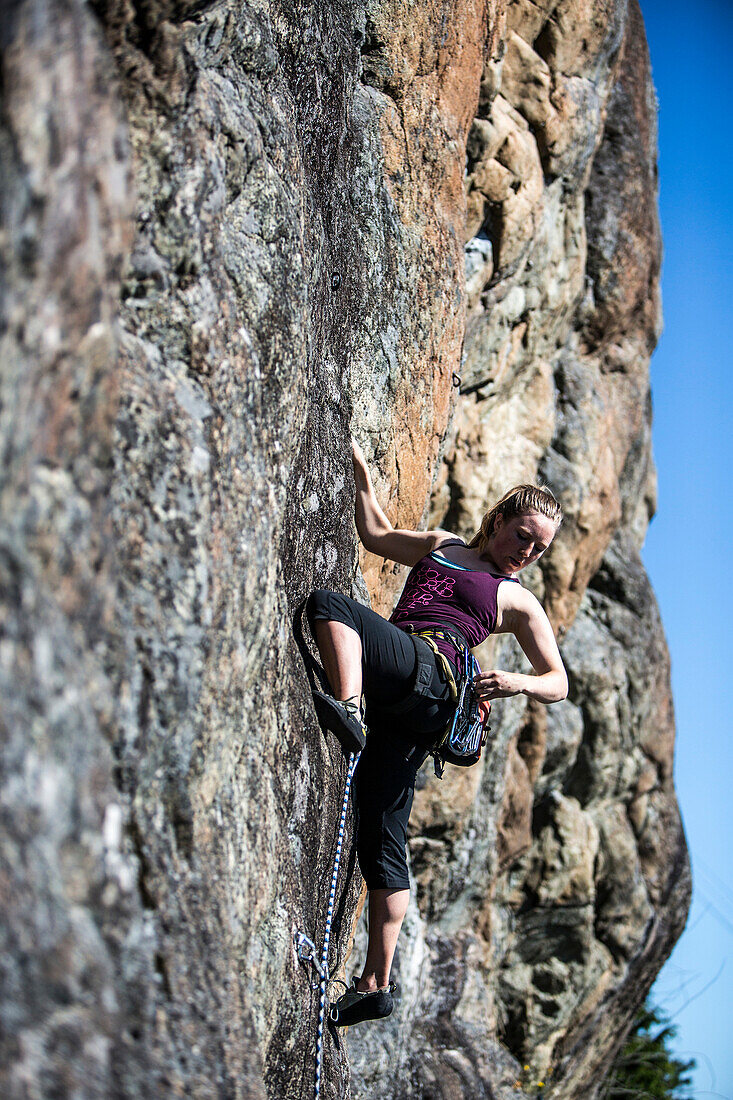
[474,586,568,704]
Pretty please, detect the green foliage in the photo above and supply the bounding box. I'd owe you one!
[601,1002,696,1100]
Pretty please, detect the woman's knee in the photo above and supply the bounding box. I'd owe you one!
[305,589,335,627]
[306,589,356,631]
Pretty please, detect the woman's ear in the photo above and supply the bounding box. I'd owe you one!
[493,513,504,533]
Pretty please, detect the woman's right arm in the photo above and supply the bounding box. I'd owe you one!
[474,585,568,703]
[352,439,452,567]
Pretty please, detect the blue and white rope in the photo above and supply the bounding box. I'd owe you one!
[314,749,360,1099]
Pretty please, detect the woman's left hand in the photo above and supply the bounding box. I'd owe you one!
[473,669,522,700]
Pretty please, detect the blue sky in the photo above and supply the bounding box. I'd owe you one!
[640,0,733,1095]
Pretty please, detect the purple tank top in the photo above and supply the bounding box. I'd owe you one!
[389,539,516,667]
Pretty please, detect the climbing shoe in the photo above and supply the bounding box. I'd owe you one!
[312,691,367,754]
[329,979,396,1027]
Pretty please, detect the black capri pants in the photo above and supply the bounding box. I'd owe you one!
[306,590,456,890]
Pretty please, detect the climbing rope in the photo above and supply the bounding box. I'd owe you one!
[313,748,360,1100]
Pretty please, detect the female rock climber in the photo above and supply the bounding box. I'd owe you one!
[305,439,568,1028]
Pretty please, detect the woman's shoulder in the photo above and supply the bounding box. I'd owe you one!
[496,580,544,619]
[432,534,467,550]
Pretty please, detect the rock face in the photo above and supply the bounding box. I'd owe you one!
[0,2,689,1100]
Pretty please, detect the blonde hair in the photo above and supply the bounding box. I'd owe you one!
[467,484,563,556]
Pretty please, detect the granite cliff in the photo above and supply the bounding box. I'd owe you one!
[0,0,690,1098]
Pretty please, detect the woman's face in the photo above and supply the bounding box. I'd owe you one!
[487,511,559,575]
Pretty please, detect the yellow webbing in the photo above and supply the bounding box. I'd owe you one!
[413,631,458,702]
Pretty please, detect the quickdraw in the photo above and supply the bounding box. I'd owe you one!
[432,646,487,777]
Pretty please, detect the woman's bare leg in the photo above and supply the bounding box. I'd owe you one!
[313,619,363,701]
[357,888,410,991]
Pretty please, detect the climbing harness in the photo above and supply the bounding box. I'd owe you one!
[295,748,360,1100]
[409,630,459,702]
[400,625,490,778]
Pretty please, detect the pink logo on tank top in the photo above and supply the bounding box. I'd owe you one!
[400,566,455,610]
